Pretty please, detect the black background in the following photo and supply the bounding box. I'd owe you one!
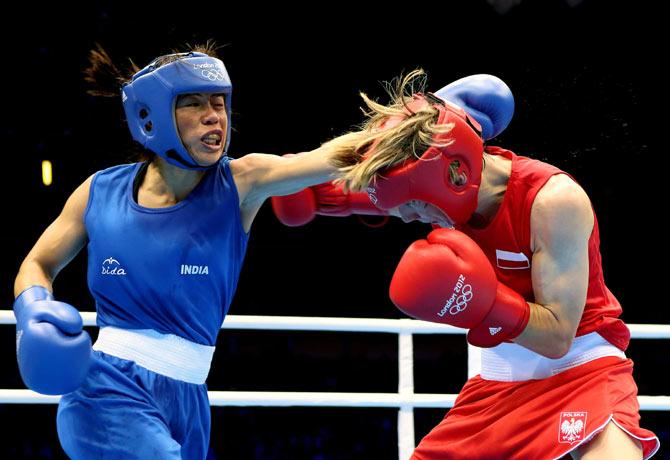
[1,0,666,458]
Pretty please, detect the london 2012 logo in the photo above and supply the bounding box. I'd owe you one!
[192,63,226,81]
[438,274,473,318]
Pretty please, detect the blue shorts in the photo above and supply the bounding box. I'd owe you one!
[57,350,211,459]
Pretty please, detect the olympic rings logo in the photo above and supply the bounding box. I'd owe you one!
[201,69,226,81]
[448,284,473,315]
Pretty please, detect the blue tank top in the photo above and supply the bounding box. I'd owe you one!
[85,159,249,345]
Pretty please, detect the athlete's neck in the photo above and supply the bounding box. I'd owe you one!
[471,152,512,227]
[139,157,206,207]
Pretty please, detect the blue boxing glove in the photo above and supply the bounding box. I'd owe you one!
[14,286,92,395]
[434,74,514,140]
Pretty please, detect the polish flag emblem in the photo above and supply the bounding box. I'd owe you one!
[559,412,588,444]
[496,249,530,270]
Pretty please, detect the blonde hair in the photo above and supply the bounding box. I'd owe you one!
[327,69,455,193]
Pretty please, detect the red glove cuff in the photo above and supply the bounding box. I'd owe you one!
[466,283,530,348]
[313,182,387,217]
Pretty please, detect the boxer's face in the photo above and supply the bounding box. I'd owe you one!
[175,92,228,166]
[389,200,454,228]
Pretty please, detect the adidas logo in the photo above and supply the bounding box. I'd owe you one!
[489,327,502,336]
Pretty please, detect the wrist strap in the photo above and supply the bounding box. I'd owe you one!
[467,283,529,348]
[14,285,54,315]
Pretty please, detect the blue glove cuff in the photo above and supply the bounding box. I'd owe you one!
[14,285,54,316]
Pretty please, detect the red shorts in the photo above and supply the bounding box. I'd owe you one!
[412,357,659,460]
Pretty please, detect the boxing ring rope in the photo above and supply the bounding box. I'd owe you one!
[2,311,670,460]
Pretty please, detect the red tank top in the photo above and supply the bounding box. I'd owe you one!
[458,146,630,350]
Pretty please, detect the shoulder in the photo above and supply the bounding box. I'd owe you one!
[88,162,139,189]
[228,153,271,206]
[531,174,594,251]
[533,174,591,216]
[229,153,286,199]
[72,163,135,208]
[61,173,97,220]
[229,153,275,174]
[96,162,138,176]
[70,173,96,199]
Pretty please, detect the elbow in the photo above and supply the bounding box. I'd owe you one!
[543,333,574,359]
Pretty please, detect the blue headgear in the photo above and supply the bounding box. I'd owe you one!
[121,52,232,169]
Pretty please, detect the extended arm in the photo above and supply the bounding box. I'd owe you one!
[269,74,515,228]
[230,140,361,231]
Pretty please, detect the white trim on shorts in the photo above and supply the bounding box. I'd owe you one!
[480,331,626,382]
[93,326,215,384]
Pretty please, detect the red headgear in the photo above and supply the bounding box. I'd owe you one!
[365,93,484,225]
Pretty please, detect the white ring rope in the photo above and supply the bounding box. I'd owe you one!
[2,389,668,410]
[2,311,668,409]
[3,311,670,336]
[3,310,669,459]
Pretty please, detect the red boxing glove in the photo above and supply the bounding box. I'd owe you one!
[272,181,387,227]
[389,228,530,347]
[271,187,318,227]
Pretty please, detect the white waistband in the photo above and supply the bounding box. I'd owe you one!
[93,327,215,384]
[480,332,626,382]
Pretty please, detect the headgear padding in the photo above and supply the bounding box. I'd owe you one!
[365,93,484,225]
[122,52,232,170]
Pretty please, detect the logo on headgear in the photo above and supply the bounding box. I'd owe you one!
[201,69,225,81]
[366,186,378,205]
